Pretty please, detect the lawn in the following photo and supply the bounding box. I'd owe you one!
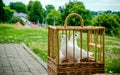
[0,24,48,61]
[0,24,120,73]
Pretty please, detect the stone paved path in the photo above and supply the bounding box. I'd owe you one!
[0,44,48,75]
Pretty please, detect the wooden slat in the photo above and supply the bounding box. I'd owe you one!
[52,29,54,58]
[48,27,50,56]
[49,26,104,30]
[73,30,75,62]
[56,30,59,65]
[103,29,105,63]
[65,30,68,61]
[89,43,102,48]
[80,30,82,60]
[87,30,91,51]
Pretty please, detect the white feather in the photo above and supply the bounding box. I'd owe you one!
[59,35,66,63]
[60,34,93,63]
[68,33,93,62]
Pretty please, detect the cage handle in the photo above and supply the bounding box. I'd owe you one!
[64,13,84,28]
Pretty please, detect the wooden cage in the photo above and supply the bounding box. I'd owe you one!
[48,13,105,75]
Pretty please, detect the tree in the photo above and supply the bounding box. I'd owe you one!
[92,14,120,37]
[27,1,35,12]
[28,1,43,23]
[104,10,112,14]
[91,11,98,17]
[0,0,5,22]
[4,6,15,22]
[61,1,92,26]
[44,4,55,17]
[9,2,27,13]
[45,9,62,25]
[58,6,64,13]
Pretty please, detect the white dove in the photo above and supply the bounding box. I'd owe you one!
[60,34,74,63]
[59,35,67,63]
[68,33,93,62]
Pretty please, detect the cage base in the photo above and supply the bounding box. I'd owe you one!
[48,57,104,75]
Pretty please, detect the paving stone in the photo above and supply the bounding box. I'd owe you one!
[20,66,30,72]
[31,71,41,75]
[23,72,33,75]
[2,59,8,63]
[0,62,2,66]
[14,72,24,75]
[39,73,49,75]
[38,68,47,73]
[10,62,19,67]
[8,58,15,62]
[0,64,2,66]
[12,66,21,72]
[18,63,26,67]
[4,71,14,75]
[0,67,4,72]
[3,66,12,72]
[0,44,48,75]
[0,72,4,75]
[3,62,10,67]
[1,55,7,58]
[7,55,13,58]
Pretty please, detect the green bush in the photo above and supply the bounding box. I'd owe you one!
[91,14,120,37]
[4,6,15,22]
[9,17,24,25]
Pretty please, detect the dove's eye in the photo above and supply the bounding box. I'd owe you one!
[75,34,77,36]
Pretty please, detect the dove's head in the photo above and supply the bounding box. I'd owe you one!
[74,33,79,39]
[61,35,67,41]
[70,33,79,41]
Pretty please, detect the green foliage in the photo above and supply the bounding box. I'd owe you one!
[91,11,120,17]
[92,14,120,37]
[90,11,98,17]
[104,10,112,14]
[112,11,120,16]
[3,6,15,22]
[45,9,62,25]
[9,2,27,13]
[28,1,43,23]
[58,6,64,13]
[44,4,55,17]
[27,1,34,12]
[0,0,5,22]
[9,17,24,25]
[61,1,92,26]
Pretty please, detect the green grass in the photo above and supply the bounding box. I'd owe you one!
[0,24,48,62]
[0,24,120,73]
[106,56,120,73]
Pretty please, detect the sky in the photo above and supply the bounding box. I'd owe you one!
[3,0,120,11]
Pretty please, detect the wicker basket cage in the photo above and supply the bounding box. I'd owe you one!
[48,13,105,75]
